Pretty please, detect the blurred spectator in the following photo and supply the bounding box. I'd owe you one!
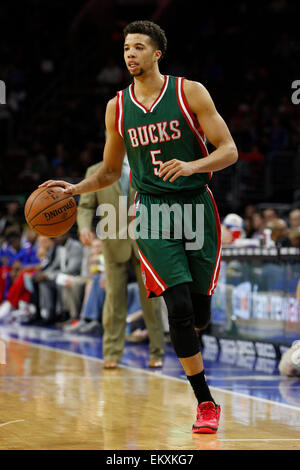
[243,217,252,238]
[269,117,289,151]
[97,57,123,85]
[65,272,105,335]
[65,277,143,336]
[51,143,70,170]
[279,341,300,378]
[73,147,94,177]
[288,230,300,248]
[21,227,38,248]
[263,208,279,224]
[244,204,257,219]
[33,232,83,324]
[221,213,245,246]
[18,156,40,189]
[0,231,41,322]
[0,230,39,305]
[202,52,224,84]
[265,219,290,247]
[289,209,300,231]
[250,211,265,239]
[0,201,22,237]
[239,145,264,180]
[60,237,105,329]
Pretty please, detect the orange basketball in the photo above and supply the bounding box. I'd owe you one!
[24,186,77,237]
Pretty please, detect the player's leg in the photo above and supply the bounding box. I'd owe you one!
[162,283,220,433]
[135,192,220,431]
[162,283,212,391]
[181,188,221,432]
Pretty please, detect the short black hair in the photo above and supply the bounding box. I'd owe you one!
[123,20,167,61]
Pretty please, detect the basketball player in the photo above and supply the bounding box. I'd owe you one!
[40,20,238,433]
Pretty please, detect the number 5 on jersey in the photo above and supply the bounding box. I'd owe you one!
[150,149,163,176]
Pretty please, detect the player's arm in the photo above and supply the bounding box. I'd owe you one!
[76,167,98,245]
[159,80,238,182]
[39,97,126,194]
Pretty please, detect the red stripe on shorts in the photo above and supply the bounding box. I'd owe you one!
[132,193,168,298]
[206,186,222,295]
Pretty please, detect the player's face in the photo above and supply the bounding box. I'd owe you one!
[124,33,161,77]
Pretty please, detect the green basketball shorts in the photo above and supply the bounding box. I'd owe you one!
[132,185,222,298]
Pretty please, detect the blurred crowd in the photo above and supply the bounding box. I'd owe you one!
[0,198,298,330]
[0,0,299,212]
[221,205,300,248]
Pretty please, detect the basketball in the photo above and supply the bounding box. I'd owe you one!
[24,186,77,237]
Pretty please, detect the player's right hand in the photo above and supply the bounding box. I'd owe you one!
[38,180,76,195]
[80,228,94,246]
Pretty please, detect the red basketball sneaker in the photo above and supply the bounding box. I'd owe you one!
[192,401,221,434]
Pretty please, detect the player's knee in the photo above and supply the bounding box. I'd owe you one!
[195,312,211,330]
[163,284,200,357]
[167,295,194,329]
[193,294,212,330]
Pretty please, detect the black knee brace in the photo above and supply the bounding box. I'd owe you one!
[163,283,200,358]
[191,293,212,330]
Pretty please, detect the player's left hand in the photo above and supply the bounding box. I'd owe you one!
[158,159,197,182]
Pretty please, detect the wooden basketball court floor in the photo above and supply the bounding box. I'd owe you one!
[0,324,299,451]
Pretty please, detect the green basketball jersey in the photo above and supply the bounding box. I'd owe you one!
[115,75,211,195]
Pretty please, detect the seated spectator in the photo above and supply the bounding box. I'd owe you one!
[65,273,105,334]
[97,57,123,85]
[0,232,43,322]
[289,230,300,248]
[250,211,265,239]
[289,209,300,231]
[262,208,279,224]
[65,278,143,336]
[0,230,39,307]
[0,201,22,238]
[33,232,83,324]
[244,204,257,220]
[58,237,104,328]
[221,213,245,246]
[21,227,38,249]
[239,145,264,180]
[279,341,300,378]
[240,145,264,165]
[266,219,290,247]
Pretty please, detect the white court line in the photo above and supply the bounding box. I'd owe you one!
[0,420,24,428]
[7,337,300,412]
[219,439,300,442]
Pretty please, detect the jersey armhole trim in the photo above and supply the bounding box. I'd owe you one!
[176,77,208,154]
[176,77,212,179]
[115,91,124,138]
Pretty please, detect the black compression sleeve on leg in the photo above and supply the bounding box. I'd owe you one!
[162,283,200,358]
[191,293,212,330]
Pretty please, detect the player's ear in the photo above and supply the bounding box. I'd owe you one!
[154,50,162,62]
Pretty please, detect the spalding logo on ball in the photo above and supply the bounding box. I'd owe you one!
[24,186,77,237]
